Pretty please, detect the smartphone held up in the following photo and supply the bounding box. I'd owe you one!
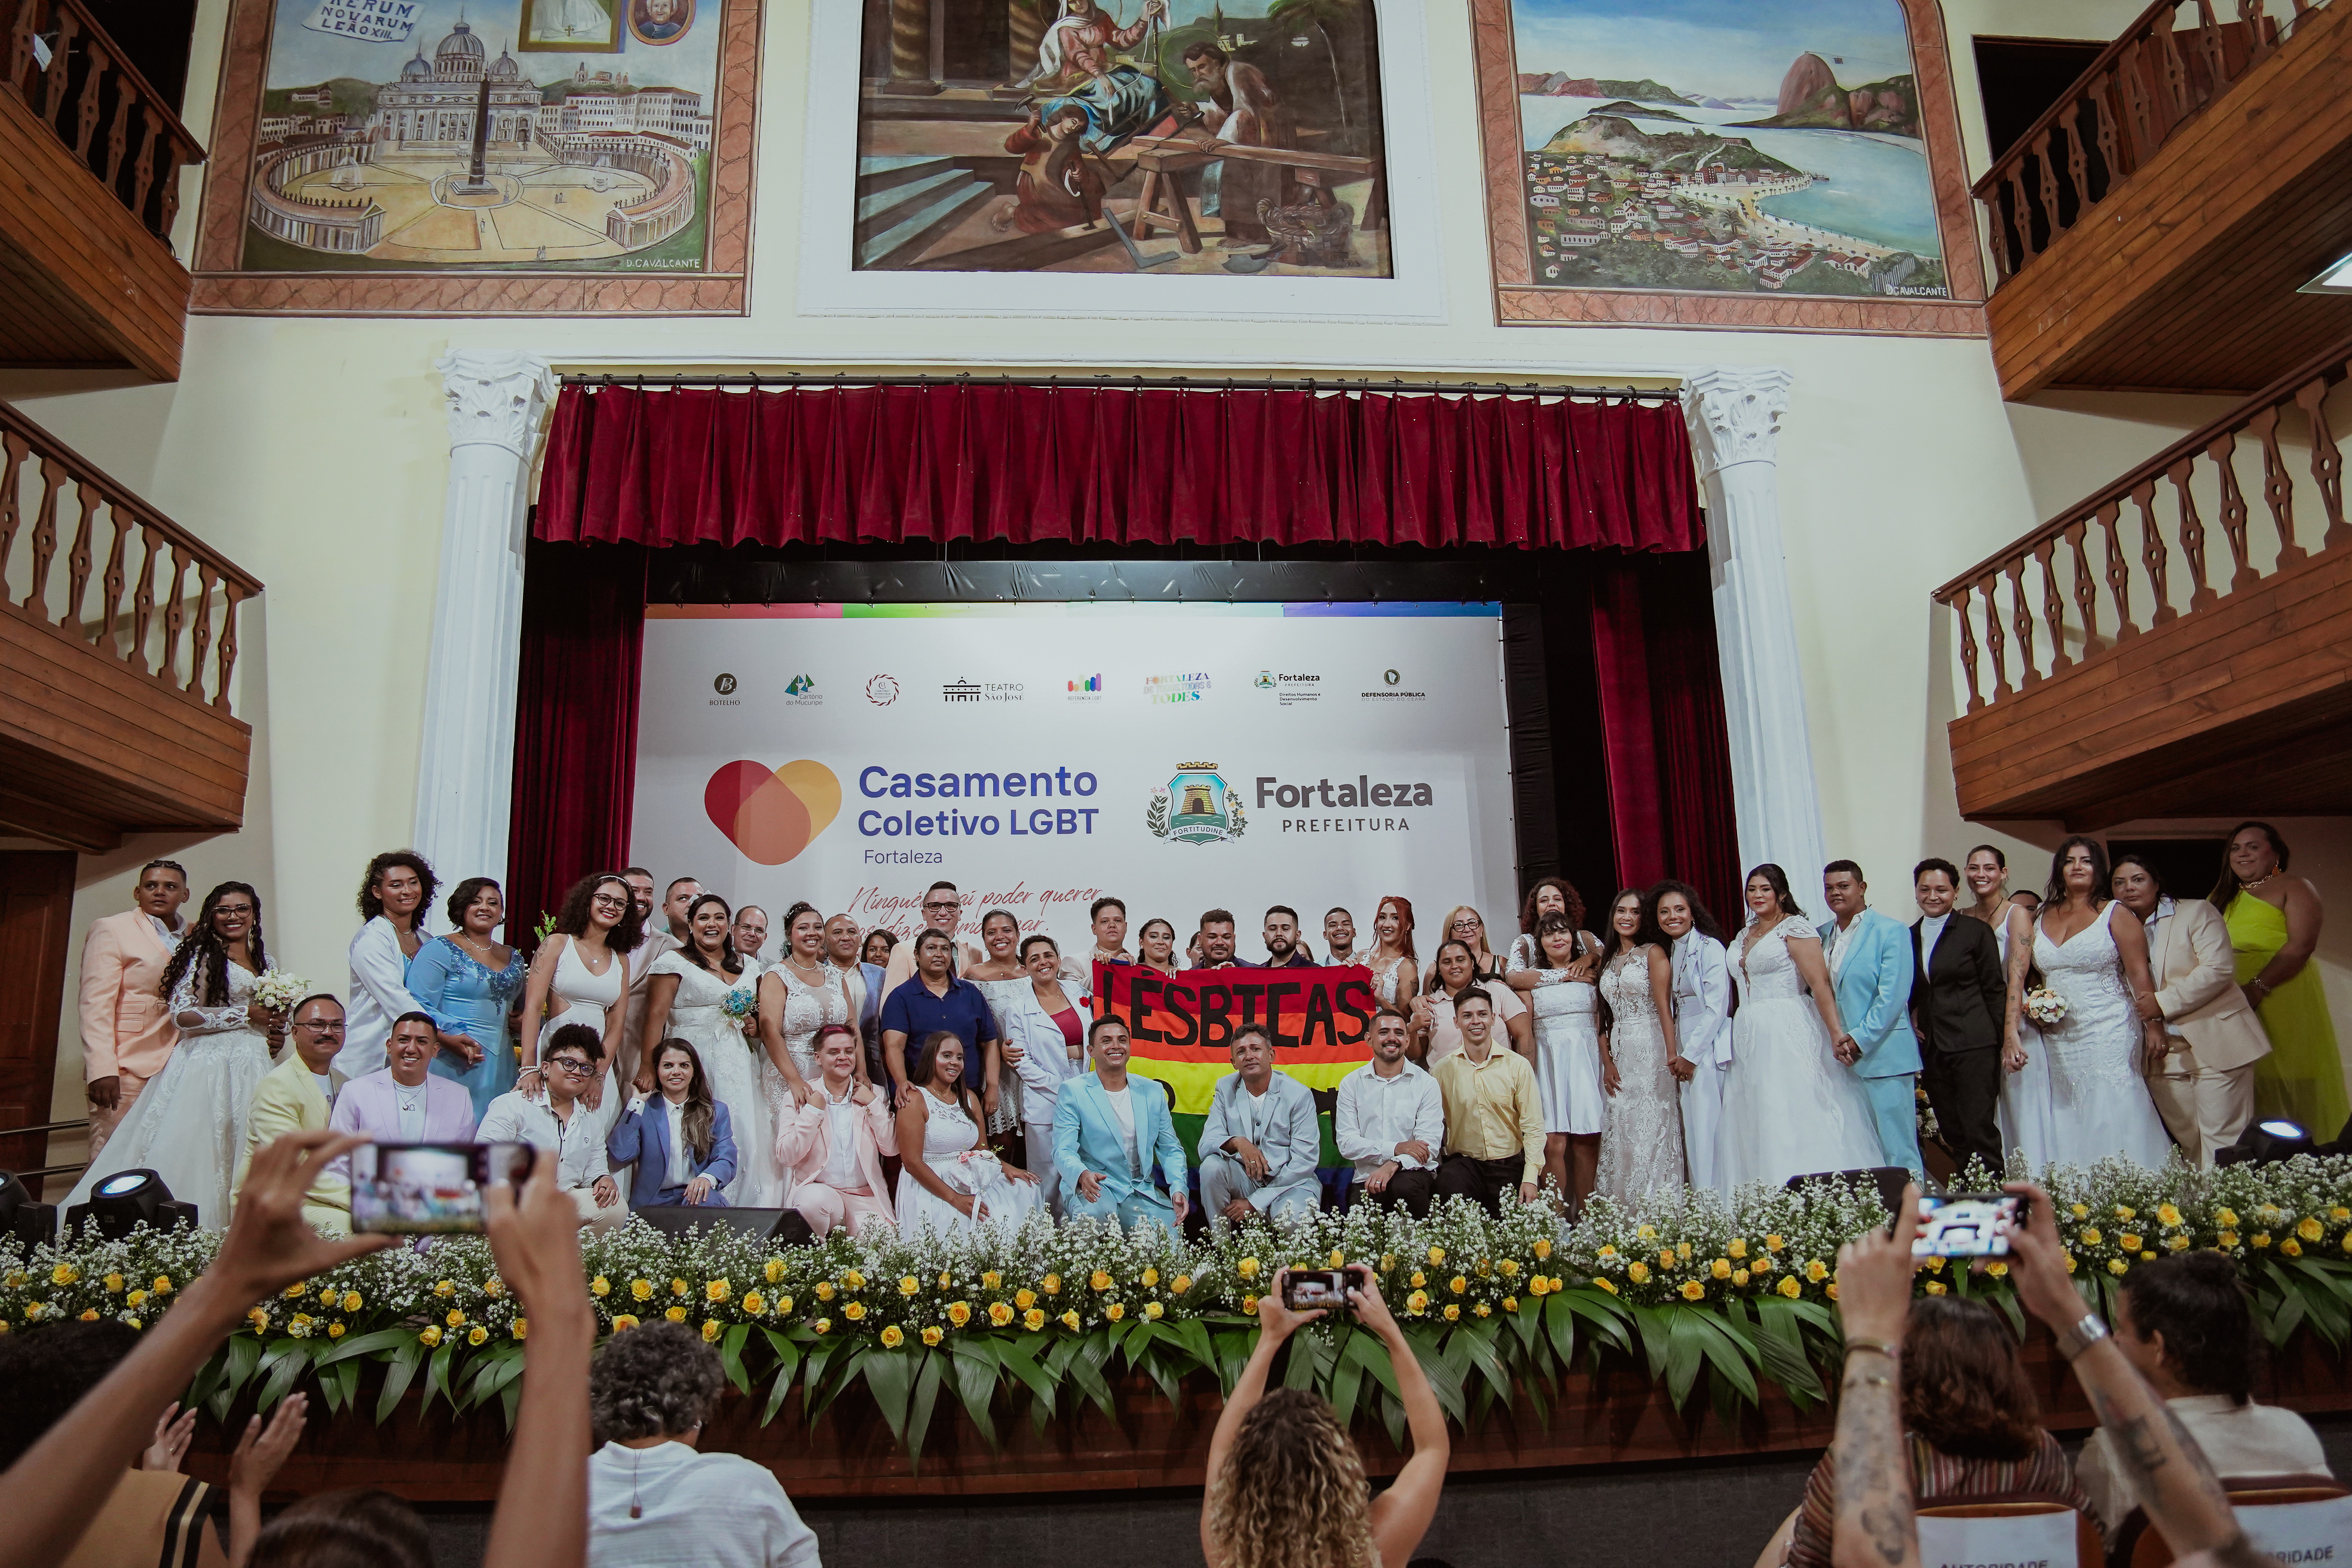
[351,1143,535,1235]
[1281,1267,1367,1315]
[1911,1192,2028,1259]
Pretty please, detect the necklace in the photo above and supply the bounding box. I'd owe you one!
[2241,869,2278,892]
[785,952,826,981]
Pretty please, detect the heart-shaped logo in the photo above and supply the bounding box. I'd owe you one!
[704,760,841,865]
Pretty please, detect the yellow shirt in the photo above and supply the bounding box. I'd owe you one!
[1432,1045,1544,1183]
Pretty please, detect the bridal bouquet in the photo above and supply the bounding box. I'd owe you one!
[722,985,760,1038]
[2023,985,2069,1027]
[250,969,309,1014]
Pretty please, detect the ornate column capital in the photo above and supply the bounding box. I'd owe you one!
[437,349,556,458]
[1680,366,1793,480]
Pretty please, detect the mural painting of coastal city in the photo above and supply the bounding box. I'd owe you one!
[1508,0,1947,298]
[240,0,722,271]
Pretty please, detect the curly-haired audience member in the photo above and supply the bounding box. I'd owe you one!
[587,1321,818,1567]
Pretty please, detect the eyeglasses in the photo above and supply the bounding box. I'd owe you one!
[293,1019,347,1033]
[547,1058,596,1077]
[923,900,958,913]
[591,893,627,908]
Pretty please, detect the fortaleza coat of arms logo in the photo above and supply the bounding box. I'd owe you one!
[1148,762,1247,845]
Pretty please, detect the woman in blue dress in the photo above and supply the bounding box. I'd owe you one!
[408,875,525,1122]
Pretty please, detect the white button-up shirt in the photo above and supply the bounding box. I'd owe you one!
[477,1089,611,1193]
[1333,1059,1446,1180]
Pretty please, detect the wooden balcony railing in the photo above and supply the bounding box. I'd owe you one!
[1973,0,2323,286]
[0,0,204,246]
[0,400,256,713]
[1934,335,2350,714]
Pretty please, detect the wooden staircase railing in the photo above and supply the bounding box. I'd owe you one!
[0,0,204,246]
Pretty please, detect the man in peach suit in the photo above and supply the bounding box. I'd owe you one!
[77,860,191,1156]
[777,1027,898,1238]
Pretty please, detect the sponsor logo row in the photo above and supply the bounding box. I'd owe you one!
[707,668,1427,707]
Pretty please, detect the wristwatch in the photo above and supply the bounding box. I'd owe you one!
[2056,1311,2109,1361]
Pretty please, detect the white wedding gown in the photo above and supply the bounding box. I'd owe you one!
[1994,912,2059,1175]
[2033,902,2174,1169]
[895,1088,1041,1239]
[67,959,273,1228]
[651,951,770,1205]
[1714,917,1885,1196]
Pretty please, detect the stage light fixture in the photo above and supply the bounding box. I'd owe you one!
[2215,1119,2316,1168]
[63,1168,200,1241]
[0,1170,56,1249]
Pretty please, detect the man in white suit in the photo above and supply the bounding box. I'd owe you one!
[2114,856,2271,1166]
[1653,882,1731,1192]
[77,859,189,1156]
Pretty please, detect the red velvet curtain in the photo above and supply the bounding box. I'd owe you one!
[535,382,1704,552]
[506,540,647,948]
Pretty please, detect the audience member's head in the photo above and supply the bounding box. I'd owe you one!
[0,1321,140,1468]
[1900,1296,2042,1462]
[2115,1251,2255,1406]
[248,1489,433,1568]
[1204,1386,1375,1568]
[590,1321,725,1447]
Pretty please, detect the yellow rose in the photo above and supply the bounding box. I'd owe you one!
[1923,1281,1947,1296]
[2071,1204,2090,1220]
[1658,1250,1677,1269]
[1406,1290,1429,1315]
[2156,1204,2183,1227]
[778,1297,794,1313]
[2281,1239,2304,1258]
[845,1270,868,1291]
[1024,1308,1046,1331]
[1328,1249,1346,1268]
[2167,1235,2190,1252]
[899,1275,921,1296]
[2219,1231,2240,1249]
[1443,1304,1461,1321]
[1592,1279,1616,1296]
[1805,1260,1828,1283]
[1410,1270,1426,1288]
[1826,1283,1839,1301]
[2215,1208,2239,1227]
[2114,1206,2136,1221]
[1141,1267,1159,1287]
[610,1315,641,1333]
[1986,1261,2008,1278]
[1533,1238,1552,1260]
[630,1279,654,1302]
[2334,1208,2351,1223]
[2118,1234,2142,1252]
[936,1273,950,1290]
[1528,1275,1551,1297]
[1448,1275,1468,1295]
[1676,1242,1692,1260]
[988,1302,1014,1326]
[2252,1233,2273,1250]
[1172,1275,1192,1294]
[1236,1258,1258,1280]
[2342,1233,2352,1254]
[419,1324,442,1346]
[78,1308,101,1324]
[1042,1273,1062,1294]
[103,1272,124,1293]
[743,1292,767,1316]
[284,1281,308,1298]
[922,1326,944,1346]
[1637,1224,1658,1241]
[1752,1254,1775,1274]
[446,1309,467,1328]
[485,1279,507,1299]
[1679,1281,1706,1301]
[1090,1270,1113,1292]
[1500,1259,1521,1275]
[982,1270,1003,1290]
[1732,1269,1750,1287]
[947,1301,972,1327]
[2107,1258,2129,1275]
[2299,1217,2325,1242]
[1596,1245,1617,1260]
[1764,1235,1785,1252]
[670,1278,690,1297]
[1922,1255,1945,1274]
[1626,1262,1650,1285]
[590,1275,611,1297]
[1379,1254,1397,1272]
[765,1258,787,1284]
[153,1276,172,1294]
[1106,1303,1126,1321]
[843,1301,867,1321]
[706,1279,731,1303]
[2081,1227,2103,1245]
[1710,1259,1731,1280]
[1549,1276,1566,1293]
[880,1325,905,1349]
[1061,1310,1080,1330]
[468,1325,489,1346]
[666,1306,688,1322]
[1428,1246,1447,1266]
[814,1319,832,1334]
[2066,1256,2078,1274]
[49,1263,78,1286]
[510,1319,527,1340]
[1015,1288,1037,1310]
[126,1290,148,1309]
[1144,1301,1164,1320]
[815,1281,837,1301]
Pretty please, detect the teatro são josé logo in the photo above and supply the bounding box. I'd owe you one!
[704,760,842,865]
[1147,762,1247,846]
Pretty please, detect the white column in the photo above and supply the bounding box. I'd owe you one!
[1680,366,1827,893]
[413,350,557,929]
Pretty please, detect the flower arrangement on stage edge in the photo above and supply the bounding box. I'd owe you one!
[5,1154,2350,1462]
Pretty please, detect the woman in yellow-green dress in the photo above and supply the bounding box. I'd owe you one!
[2215,821,2347,1139]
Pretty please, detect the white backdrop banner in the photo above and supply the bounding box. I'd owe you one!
[629,602,1517,960]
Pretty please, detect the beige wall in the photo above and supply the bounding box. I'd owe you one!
[22,0,2344,1148]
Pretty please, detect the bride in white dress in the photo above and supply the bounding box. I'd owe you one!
[2032,837,2175,1169]
[755,904,852,1195]
[893,1033,1043,1238]
[1714,865,1886,1196]
[68,883,278,1227]
[1967,847,2056,1175]
[643,893,771,1204]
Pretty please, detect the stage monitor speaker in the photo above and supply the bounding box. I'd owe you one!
[0,1170,56,1248]
[633,1206,814,1246]
[1785,1166,1915,1217]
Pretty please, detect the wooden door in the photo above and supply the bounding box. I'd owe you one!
[0,852,75,1197]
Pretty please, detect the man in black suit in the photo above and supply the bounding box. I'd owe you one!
[1908,856,2008,1178]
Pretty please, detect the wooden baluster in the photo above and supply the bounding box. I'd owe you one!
[186,562,216,699]
[2247,402,2302,568]
[130,109,157,232]
[2134,479,2176,624]
[2059,99,2089,217]
[96,498,127,656]
[6,0,39,98]
[2007,555,2037,686]
[2007,165,2038,263]
[2192,0,2227,101]
[128,520,157,675]
[2099,501,2139,640]
[2092,72,2125,189]
[1951,587,1984,712]
[2296,374,2347,550]
[159,541,188,688]
[1982,194,2012,284]
[2120,37,2157,163]
[157,134,184,237]
[22,455,57,616]
[62,477,92,629]
[2207,427,2255,592]
[2066,519,2100,656]
[2031,128,2060,239]
[0,430,25,574]
[103,84,128,190]
[40,10,75,128]
[2240,0,2273,65]
[1980,571,2012,701]
[74,37,103,160]
[2155,16,2190,125]
[2036,537,2069,671]
[214,581,243,712]
[2167,455,2215,611]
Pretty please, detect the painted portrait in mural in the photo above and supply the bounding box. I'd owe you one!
[234,0,722,272]
[852,0,1392,277]
[1469,0,1983,333]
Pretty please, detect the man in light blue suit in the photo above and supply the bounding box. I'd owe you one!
[1199,1024,1321,1227]
[1822,860,1924,1174]
[1054,1016,1190,1232]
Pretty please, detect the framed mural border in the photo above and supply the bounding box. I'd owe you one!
[793,0,1447,326]
[186,0,761,317]
[1469,0,1987,337]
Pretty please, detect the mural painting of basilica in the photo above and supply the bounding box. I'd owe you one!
[240,0,724,271]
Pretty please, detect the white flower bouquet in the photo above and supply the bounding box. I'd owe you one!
[250,970,309,1014]
[2023,985,2069,1027]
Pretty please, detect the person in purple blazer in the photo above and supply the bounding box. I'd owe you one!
[326,1011,479,1181]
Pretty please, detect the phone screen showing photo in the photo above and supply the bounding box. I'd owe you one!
[1912,1193,2024,1258]
[350,1143,534,1235]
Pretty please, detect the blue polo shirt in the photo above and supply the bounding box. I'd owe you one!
[879,973,999,1091]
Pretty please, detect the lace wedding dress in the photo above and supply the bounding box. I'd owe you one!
[651,951,769,1204]
[1714,918,1885,1196]
[1595,947,1686,1198]
[2034,902,2173,1169]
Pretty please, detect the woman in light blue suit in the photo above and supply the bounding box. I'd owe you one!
[1053,1016,1190,1232]
[1821,862,1924,1174]
[608,1038,738,1210]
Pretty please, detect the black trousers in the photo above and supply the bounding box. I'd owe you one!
[1434,1153,1523,1215]
[1922,1045,2003,1179]
[1350,1166,1435,1218]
